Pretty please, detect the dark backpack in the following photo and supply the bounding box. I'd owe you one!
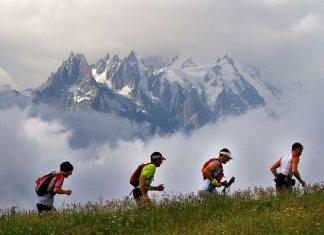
[35,171,57,196]
[129,163,151,187]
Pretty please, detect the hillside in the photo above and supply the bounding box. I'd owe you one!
[1,184,323,234]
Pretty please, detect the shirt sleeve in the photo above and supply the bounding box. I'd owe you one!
[54,174,64,189]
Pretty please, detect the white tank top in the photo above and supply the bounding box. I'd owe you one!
[279,153,293,176]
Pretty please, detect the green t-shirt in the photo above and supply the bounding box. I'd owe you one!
[137,163,156,188]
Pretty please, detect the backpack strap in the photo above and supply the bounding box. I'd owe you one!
[48,172,64,195]
[211,159,223,179]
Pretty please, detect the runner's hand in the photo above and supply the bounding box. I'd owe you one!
[65,190,72,195]
[156,184,164,191]
[301,180,306,187]
[221,181,228,187]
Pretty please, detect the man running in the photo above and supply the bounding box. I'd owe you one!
[132,152,165,203]
[198,148,233,196]
[36,161,73,213]
[270,142,306,190]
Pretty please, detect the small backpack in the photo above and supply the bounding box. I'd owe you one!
[35,171,57,196]
[129,163,151,187]
[202,158,217,173]
[201,158,224,181]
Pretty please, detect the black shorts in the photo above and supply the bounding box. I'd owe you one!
[132,188,142,199]
[36,204,53,213]
[275,173,295,188]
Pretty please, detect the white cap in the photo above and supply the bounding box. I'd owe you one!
[220,151,233,159]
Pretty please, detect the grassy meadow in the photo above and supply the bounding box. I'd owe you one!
[0,184,323,234]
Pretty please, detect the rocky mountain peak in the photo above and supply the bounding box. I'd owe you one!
[33,51,278,133]
[95,53,110,74]
[125,51,146,68]
[58,52,92,84]
[67,52,87,64]
[217,54,235,66]
[181,58,197,68]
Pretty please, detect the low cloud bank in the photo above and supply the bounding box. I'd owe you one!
[1,80,324,210]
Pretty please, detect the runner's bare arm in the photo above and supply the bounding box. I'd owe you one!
[139,175,150,201]
[203,162,222,187]
[291,157,305,186]
[53,188,72,195]
[270,159,281,177]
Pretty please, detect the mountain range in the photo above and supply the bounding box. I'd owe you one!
[24,51,278,133]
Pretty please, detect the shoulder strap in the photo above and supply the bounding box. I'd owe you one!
[213,159,222,168]
[212,159,223,175]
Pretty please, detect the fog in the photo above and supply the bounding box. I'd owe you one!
[1,79,323,210]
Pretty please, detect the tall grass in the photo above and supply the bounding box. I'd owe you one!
[1,184,323,234]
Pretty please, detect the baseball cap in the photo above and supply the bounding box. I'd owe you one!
[150,152,166,160]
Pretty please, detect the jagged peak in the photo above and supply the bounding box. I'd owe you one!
[127,50,142,61]
[94,54,120,68]
[64,52,89,68]
[50,52,92,84]
[94,53,109,65]
[125,50,146,68]
[103,53,110,61]
[181,58,197,68]
[68,51,75,59]
[68,52,86,61]
[217,54,235,66]
[168,55,197,68]
[111,54,120,62]
[128,50,136,57]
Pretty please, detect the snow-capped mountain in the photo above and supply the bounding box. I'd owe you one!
[33,51,278,133]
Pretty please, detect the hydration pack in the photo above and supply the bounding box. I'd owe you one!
[202,158,224,181]
[129,163,151,187]
[35,171,57,196]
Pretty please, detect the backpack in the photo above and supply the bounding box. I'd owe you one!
[35,171,57,196]
[202,158,217,173]
[201,158,224,181]
[129,163,151,187]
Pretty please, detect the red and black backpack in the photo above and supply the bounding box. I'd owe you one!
[35,171,58,196]
[201,158,224,181]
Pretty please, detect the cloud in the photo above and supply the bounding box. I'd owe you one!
[292,13,322,34]
[30,105,151,149]
[1,78,324,210]
[0,0,323,88]
[0,67,16,87]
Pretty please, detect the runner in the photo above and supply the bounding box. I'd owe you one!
[35,161,73,213]
[132,152,165,203]
[198,148,233,196]
[270,142,305,191]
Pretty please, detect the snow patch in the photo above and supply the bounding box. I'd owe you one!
[118,85,133,98]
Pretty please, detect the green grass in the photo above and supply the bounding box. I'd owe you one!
[1,184,323,234]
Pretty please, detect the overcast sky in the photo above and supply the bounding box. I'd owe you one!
[0,0,324,89]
